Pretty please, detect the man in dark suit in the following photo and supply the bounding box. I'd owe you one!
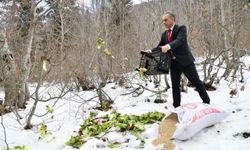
[144,12,210,108]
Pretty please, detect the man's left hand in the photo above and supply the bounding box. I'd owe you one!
[160,44,170,53]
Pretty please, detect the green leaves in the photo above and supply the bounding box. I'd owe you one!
[46,105,54,114]
[101,100,111,110]
[107,141,121,148]
[89,111,98,118]
[114,122,128,132]
[96,38,113,58]
[97,38,105,49]
[65,135,85,149]
[66,110,165,148]
[134,122,145,131]
[2,145,28,150]
[104,48,112,57]
[14,146,27,150]
[38,123,52,140]
[138,67,147,77]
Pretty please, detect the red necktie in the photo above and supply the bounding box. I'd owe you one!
[167,29,172,42]
[167,28,176,60]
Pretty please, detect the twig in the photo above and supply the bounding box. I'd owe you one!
[120,87,141,96]
[1,115,9,149]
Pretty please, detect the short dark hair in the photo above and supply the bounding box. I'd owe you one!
[165,12,176,21]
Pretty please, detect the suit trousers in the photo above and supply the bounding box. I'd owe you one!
[170,59,210,108]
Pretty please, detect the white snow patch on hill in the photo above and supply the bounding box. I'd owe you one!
[0,56,250,149]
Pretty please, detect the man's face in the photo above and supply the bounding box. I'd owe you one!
[163,15,174,28]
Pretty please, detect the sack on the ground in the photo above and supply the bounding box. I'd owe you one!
[172,102,228,140]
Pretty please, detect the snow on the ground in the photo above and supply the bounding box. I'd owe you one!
[0,56,250,150]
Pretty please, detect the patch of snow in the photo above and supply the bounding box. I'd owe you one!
[0,56,250,149]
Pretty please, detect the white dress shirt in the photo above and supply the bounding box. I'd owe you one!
[148,24,175,53]
[166,24,175,50]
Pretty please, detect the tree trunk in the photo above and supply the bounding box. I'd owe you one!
[17,1,37,108]
[25,57,44,129]
[0,35,18,107]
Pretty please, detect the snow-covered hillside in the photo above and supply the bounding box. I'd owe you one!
[0,56,250,150]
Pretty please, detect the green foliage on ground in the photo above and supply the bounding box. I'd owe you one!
[66,110,165,148]
[2,145,28,150]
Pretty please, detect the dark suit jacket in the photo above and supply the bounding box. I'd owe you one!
[151,24,195,67]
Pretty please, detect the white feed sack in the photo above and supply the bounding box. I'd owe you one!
[172,103,228,140]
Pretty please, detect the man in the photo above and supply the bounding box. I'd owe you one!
[144,12,210,108]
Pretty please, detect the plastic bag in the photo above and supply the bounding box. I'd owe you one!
[172,103,228,140]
